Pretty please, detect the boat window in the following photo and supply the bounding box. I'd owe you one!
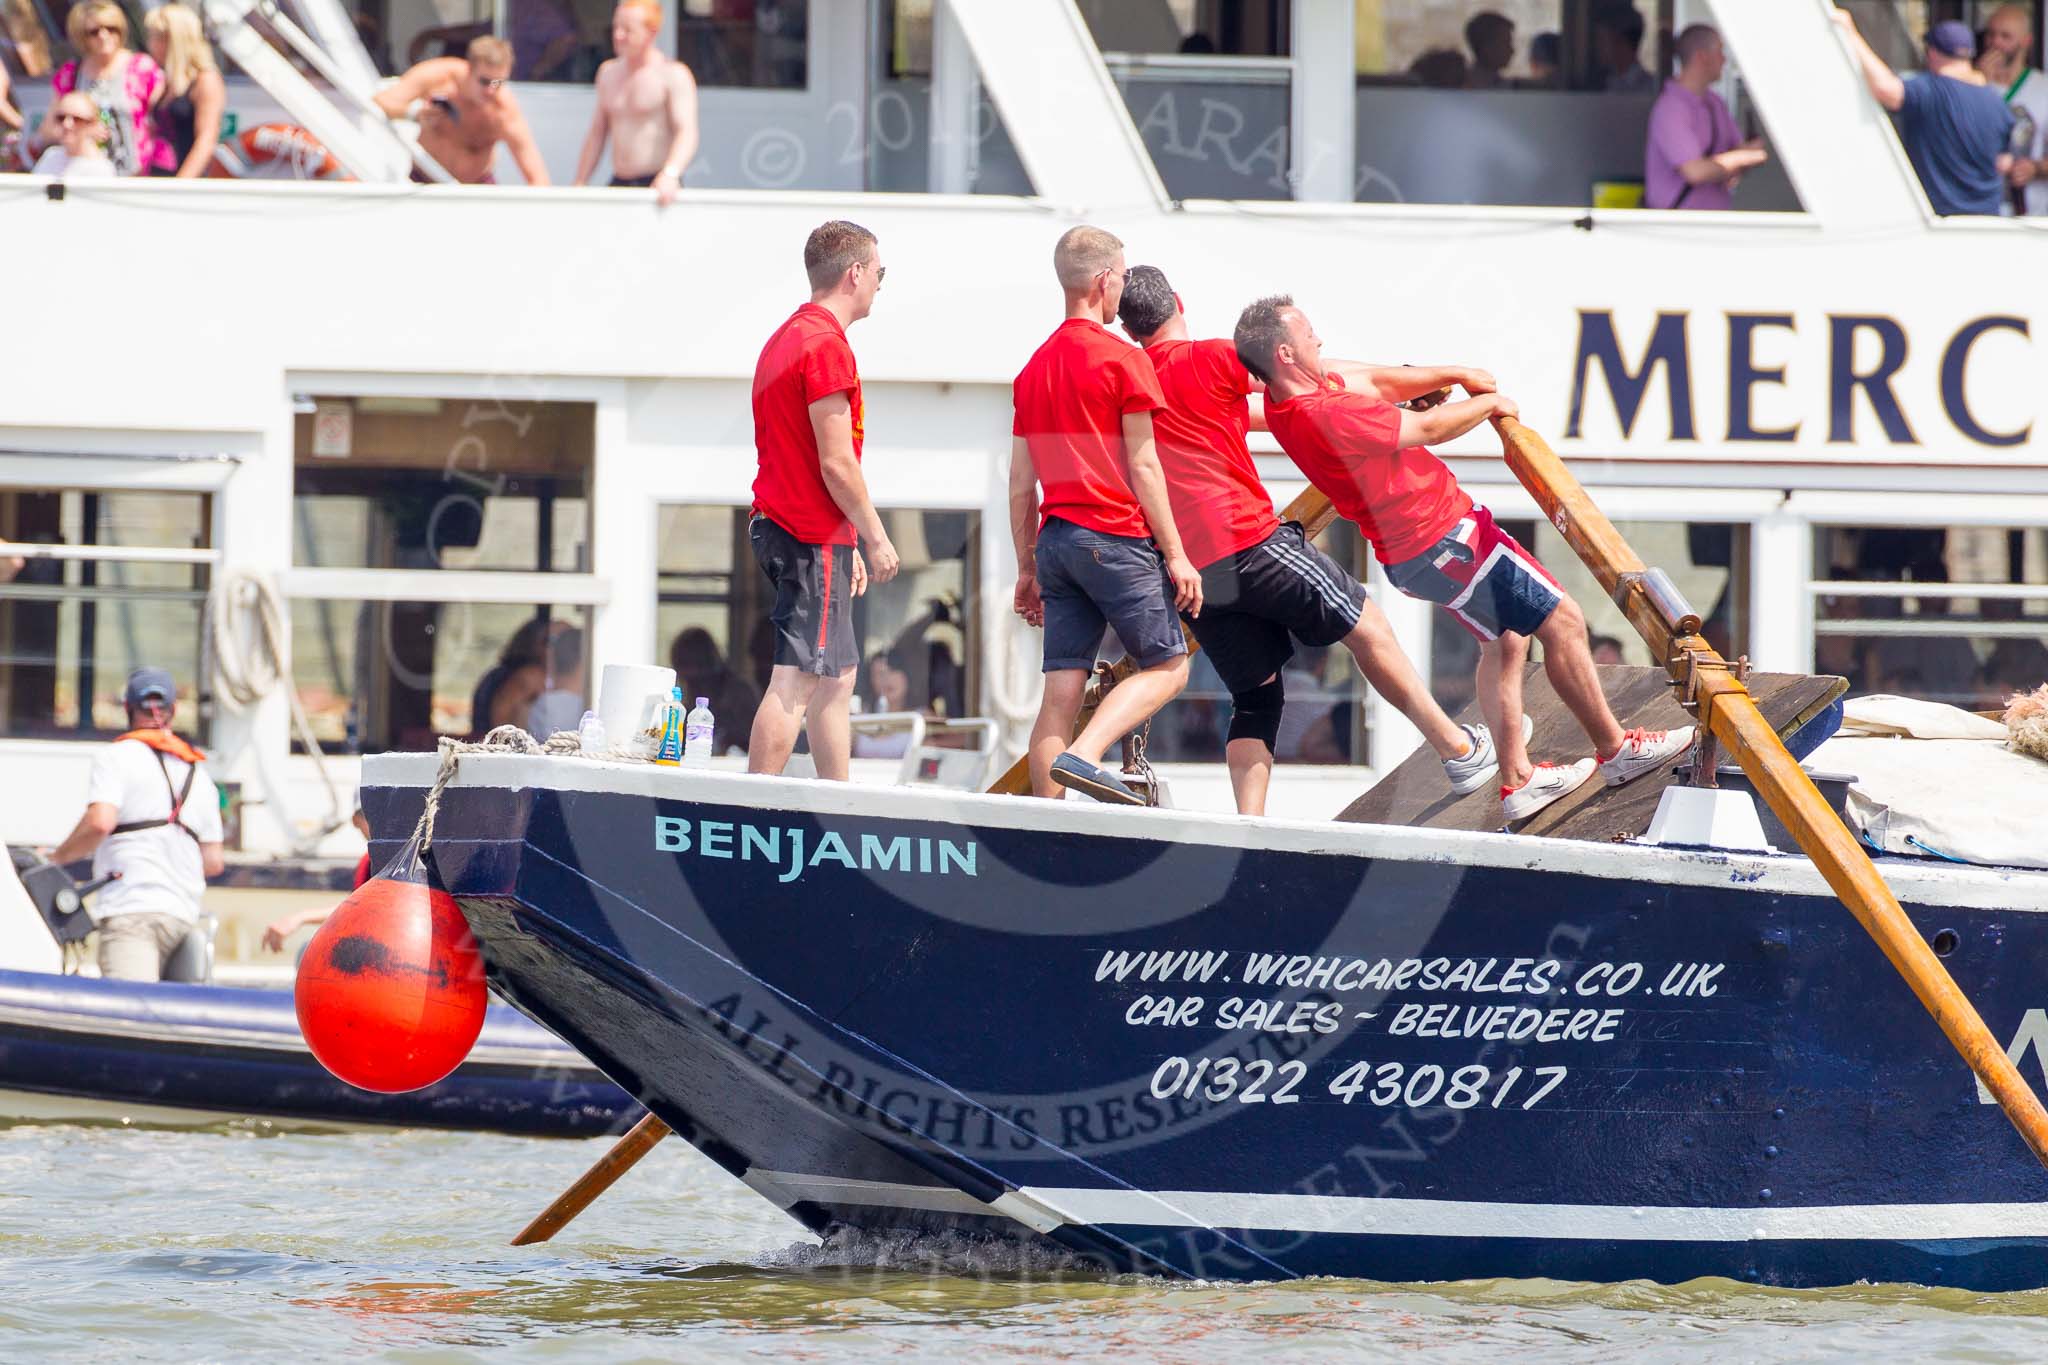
[0,487,211,742]
[1082,0,1294,202]
[654,505,978,756]
[1429,519,1748,720]
[678,0,806,89]
[290,600,594,752]
[1813,525,2048,712]
[865,2,1034,194]
[292,397,591,574]
[1350,1,1801,211]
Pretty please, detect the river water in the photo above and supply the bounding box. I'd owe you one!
[5,1123,2048,1361]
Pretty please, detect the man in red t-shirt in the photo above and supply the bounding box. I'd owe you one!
[1116,266,1498,816]
[745,220,901,781]
[1237,295,1693,823]
[1010,225,1203,805]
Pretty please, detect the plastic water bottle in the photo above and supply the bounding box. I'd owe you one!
[577,709,608,757]
[684,696,714,766]
[654,687,685,765]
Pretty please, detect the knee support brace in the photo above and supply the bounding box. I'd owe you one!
[1227,676,1286,751]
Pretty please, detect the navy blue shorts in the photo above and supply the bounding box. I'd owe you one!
[1383,506,1562,641]
[750,514,860,676]
[1034,516,1187,673]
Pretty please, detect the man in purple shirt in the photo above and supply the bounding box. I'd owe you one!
[1645,24,1769,210]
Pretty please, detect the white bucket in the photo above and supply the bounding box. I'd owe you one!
[598,664,676,756]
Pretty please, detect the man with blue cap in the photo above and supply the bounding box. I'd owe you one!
[1833,8,2016,216]
[47,667,224,981]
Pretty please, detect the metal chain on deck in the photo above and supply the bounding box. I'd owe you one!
[1120,718,1159,807]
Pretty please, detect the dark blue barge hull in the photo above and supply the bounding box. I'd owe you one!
[365,754,2048,1284]
[0,967,634,1137]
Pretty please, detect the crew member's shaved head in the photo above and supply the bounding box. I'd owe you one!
[1117,265,1179,341]
[1233,294,1297,384]
[804,219,878,292]
[1053,225,1124,290]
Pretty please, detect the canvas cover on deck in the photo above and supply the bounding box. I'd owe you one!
[1814,697,2048,871]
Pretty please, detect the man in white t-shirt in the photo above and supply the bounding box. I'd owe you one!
[47,668,224,981]
[1980,3,2048,216]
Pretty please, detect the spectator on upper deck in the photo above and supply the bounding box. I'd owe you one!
[1644,24,1768,210]
[527,626,587,738]
[143,5,223,179]
[574,0,700,205]
[47,2,168,176]
[31,91,112,178]
[1409,48,1468,91]
[1977,3,2047,215]
[1527,31,1561,88]
[0,64,23,137]
[1592,2,1656,94]
[1832,11,2014,217]
[1464,13,1514,90]
[374,37,549,185]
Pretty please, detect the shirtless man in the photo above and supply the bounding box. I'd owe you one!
[374,36,549,185]
[574,0,699,205]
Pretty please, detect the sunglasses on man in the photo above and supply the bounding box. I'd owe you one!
[55,112,97,129]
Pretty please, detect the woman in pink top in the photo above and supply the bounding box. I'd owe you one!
[49,2,170,176]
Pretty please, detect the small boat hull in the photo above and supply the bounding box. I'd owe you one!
[366,753,2048,1285]
[0,966,635,1137]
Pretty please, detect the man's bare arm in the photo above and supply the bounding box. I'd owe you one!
[1122,411,1203,615]
[654,63,701,203]
[504,107,551,185]
[1334,362,1493,402]
[1831,10,1905,111]
[1008,435,1039,573]
[811,392,898,581]
[373,59,463,119]
[1397,392,1517,448]
[49,803,118,866]
[572,70,612,185]
[200,841,226,879]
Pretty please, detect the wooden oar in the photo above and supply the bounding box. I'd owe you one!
[510,1112,671,1245]
[1493,412,2048,1168]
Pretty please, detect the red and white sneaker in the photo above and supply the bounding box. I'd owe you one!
[1501,758,1598,822]
[1599,725,1696,787]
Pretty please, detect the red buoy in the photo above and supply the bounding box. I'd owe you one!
[294,877,487,1093]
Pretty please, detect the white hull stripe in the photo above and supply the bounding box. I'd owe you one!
[746,1172,2048,1243]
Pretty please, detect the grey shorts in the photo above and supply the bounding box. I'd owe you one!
[1035,516,1187,673]
[97,912,191,982]
[750,514,860,677]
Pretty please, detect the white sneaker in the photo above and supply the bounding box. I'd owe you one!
[1501,758,1598,822]
[1441,715,1535,797]
[1442,723,1497,796]
[1599,726,1696,788]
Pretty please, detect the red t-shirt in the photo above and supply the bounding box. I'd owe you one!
[1264,376,1474,565]
[1144,337,1277,569]
[1012,318,1166,540]
[751,303,863,546]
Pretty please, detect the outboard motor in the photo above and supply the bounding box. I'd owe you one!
[9,848,99,945]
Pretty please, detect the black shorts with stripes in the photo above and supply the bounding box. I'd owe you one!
[1183,521,1366,694]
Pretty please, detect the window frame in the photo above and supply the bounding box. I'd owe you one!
[0,473,224,744]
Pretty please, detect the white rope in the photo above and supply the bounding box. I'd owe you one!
[206,567,345,850]
[413,725,628,856]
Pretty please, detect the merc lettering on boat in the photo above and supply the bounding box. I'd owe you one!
[653,816,976,882]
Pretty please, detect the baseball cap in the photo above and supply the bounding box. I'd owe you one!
[123,667,176,708]
[1926,20,1975,59]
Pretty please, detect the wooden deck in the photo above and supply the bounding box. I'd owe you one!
[1336,664,1847,842]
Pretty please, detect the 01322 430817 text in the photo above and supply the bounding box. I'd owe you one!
[1096,947,1730,1115]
